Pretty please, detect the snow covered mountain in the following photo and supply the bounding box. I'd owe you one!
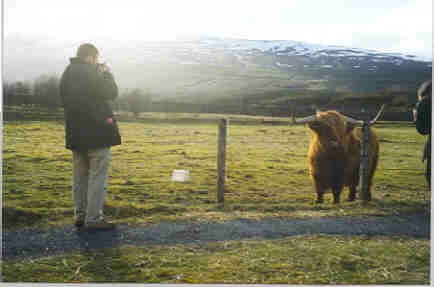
[4,36,432,99]
[192,36,431,63]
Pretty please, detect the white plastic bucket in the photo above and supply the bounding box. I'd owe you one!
[171,169,190,182]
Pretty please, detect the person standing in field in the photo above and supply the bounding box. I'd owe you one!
[59,43,121,230]
[415,80,431,187]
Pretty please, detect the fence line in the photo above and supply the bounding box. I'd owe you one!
[215,111,428,205]
[4,106,429,206]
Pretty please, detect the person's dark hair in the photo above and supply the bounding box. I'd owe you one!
[76,43,99,59]
[418,80,432,100]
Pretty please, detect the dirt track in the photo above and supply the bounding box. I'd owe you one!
[3,213,430,260]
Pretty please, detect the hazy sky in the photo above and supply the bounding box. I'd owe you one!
[4,0,433,59]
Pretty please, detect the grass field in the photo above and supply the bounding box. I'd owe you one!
[3,113,429,229]
[4,235,429,284]
[2,112,431,283]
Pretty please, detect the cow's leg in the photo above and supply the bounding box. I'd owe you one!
[316,191,324,203]
[331,173,344,204]
[332,187,342,204]
[330,159,344,204]
[314,181,324,203]
[366,187,372,201]
[348,186,357,201]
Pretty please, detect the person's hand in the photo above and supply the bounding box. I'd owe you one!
[101,63,110,72]
[98,62,110,73]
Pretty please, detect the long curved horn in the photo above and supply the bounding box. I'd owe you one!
[342,104,386,126]
[369,104,386,125]
[342,115,363,125]
[293,114,317,124]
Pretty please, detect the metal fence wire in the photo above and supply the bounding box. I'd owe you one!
[4,107,431,214]
[113,114,430,213]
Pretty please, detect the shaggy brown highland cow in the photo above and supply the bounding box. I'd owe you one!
[303,110,379,204]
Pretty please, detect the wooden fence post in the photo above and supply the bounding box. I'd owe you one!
[359,120,371,202]
[217,119,228,204]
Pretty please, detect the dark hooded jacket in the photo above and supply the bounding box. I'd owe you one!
[59,57,121,151]
[415,80,431,185]
[416,95,431,135]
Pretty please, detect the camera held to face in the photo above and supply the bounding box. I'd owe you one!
[97,62,109,73]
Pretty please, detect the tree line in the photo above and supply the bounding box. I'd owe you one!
[3,75,248,117]
[2,74,416,121]
[3,75,153,115]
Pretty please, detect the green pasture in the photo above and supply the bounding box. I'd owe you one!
[3,113,429,229]
[3,235,429,284]
[2,112,430,284]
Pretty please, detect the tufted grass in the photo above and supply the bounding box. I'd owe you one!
[3,235,429,284]
[3,113,430,230]
[2,112,430,284]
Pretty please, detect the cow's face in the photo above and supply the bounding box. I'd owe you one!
[308,111,353,147]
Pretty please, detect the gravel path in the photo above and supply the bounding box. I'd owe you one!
[3,213,430,260]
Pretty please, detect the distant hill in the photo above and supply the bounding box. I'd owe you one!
[4,36,432,119]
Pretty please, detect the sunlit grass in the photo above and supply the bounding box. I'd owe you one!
[2,114,429,230]
[3,235,429,284]
[2,113,430,284]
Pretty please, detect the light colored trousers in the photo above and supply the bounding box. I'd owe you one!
[72,148,110,224]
